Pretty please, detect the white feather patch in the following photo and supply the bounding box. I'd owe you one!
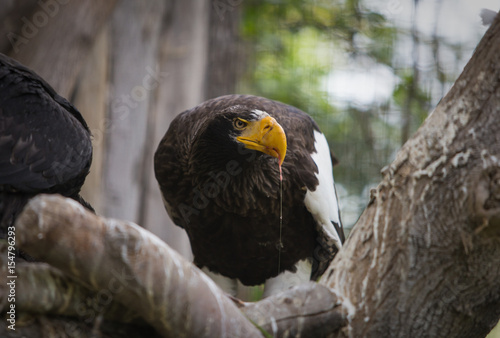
[304,130,343,249]
[263,259,312,297]
[250,109,269,119]
[202,267,238,296]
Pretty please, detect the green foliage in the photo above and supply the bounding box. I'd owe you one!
[392,72,432,128]
[238,0,467,228]
[239,0,400,223]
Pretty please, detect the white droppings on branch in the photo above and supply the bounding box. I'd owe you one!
[329,285,355,338]
[384,152,408,181]
[456,79,468,90]
[379,197,391,257]
[417,180,432,204]
[169,247,185,282]
[32,196,86,235]
[370,203,382,267]
[468,128,477,140]
[461,186,468,198]
[413,155,448,179]
[105,219,133,264]
[34,198,48,235]
[423,205,432,248]
[270,317,278,335]
[452,97,473,127]
[359,269,370,317]
[451,150,472,168]
[481,149,500,168]
[403,95,474,178]
[340,293,356,322]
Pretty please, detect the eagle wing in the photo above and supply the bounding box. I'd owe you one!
[304,130,345,279]
[0,53,92,195]
[154,94,345,288]
[267,100,345,279]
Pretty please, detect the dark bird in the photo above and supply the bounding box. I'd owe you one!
[0,53,93,245]
[154,95,344,296]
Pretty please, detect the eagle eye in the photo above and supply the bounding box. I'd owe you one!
[233,118,248,130]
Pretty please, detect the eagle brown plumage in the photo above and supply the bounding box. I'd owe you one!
[0,53,93,243]
[154,94,344,295]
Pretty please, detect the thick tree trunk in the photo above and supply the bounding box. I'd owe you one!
[204,0,242,99]
[141,0,210,258]
[101,0,165,222]
[74,27,110,215]
[322,12,500,338]
[3,0,118,97]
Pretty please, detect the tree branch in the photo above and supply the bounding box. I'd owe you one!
[11,194,348,337]
[0,256,142,324]
[15,195,262,337]
[240,282,346,337]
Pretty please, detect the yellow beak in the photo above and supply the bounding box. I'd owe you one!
[236,116,287,165]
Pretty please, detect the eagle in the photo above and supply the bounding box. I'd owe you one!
[0,53,93,245]
[154,95,344,296]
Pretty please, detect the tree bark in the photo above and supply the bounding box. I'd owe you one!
[9,194,350,337]
[204,0,242,99]
[141,0,210,258]
[240,282,346,336]
[101,0,165,223]
[14,195,262,337]
[322,12,500,338]
[0,0,38,53]
[74,26,110,215]
[3,0,118,97]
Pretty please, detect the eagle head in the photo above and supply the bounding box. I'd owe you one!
[192,107,287,169]
[233,109,287,165]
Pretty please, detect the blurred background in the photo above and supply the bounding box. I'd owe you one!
[1,0,499,331]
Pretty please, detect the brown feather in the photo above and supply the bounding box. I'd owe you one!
[154,94,343,285]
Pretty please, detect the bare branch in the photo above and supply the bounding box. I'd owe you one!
[241,282,346,337]
[15,194,262,337]
[0,256,142,324]
[6,194,351,337]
